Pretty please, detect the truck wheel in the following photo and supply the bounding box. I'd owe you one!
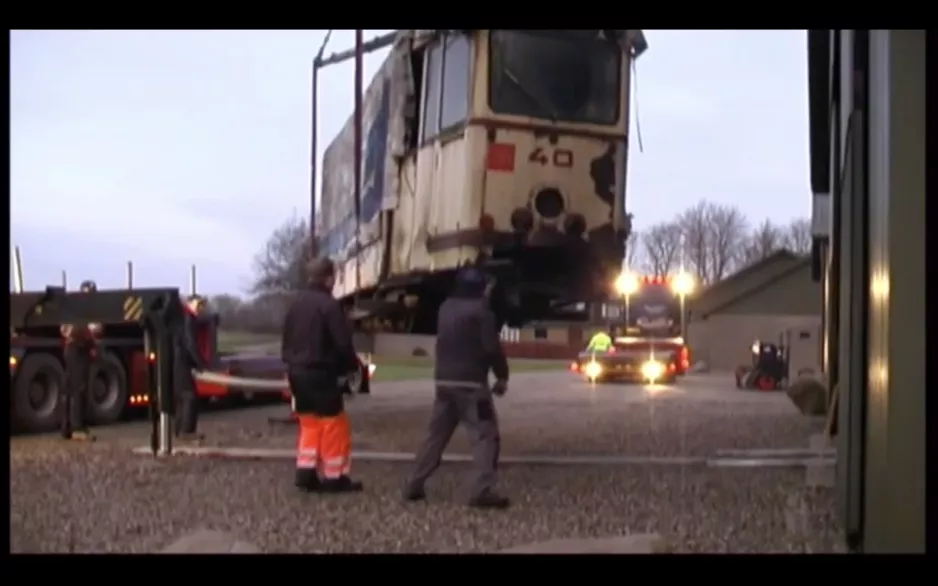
[12,353,66,433]
[87,351,128,425]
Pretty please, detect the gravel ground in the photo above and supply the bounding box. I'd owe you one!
[11,372,842,553]
[161,372,827,458]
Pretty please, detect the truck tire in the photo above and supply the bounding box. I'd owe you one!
[12,353,66,433]
[87,351,128,425]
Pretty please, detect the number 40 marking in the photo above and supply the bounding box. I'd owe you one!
[528,147,573,168]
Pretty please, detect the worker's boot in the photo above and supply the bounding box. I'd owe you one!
[69,429,96,442]
[294,469,323,493]
[321,476,364,493]
[402,485,427,503]
[468,489,510,510]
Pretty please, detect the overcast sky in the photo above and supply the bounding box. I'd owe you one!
[10,30,810,295]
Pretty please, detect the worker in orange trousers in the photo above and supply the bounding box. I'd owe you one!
[282,257,363,494]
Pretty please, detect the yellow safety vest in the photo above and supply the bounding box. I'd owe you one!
[586,332,613,352]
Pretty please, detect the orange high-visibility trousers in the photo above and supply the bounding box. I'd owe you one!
[296,412,352,479]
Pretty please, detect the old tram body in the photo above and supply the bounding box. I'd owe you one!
[318,30,647,333]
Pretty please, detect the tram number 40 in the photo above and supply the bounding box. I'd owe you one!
[528,147,574,168]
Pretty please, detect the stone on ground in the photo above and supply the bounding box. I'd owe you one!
[500,533,671,554]
[161,528,262,554]
[786,378,828,416]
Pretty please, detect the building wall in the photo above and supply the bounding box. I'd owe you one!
[499,322,584,360]
[687,314,821,372]
[687,263,822,371]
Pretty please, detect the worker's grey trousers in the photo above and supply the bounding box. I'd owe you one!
[406,385,501,500]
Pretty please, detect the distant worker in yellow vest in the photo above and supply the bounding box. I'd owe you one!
[586,330,613,353]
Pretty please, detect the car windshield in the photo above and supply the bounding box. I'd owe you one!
[488,30,622,126]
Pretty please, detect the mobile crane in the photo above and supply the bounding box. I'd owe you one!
[9,249,372,434]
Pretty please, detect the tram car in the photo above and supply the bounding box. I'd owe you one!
[318,29,648,333]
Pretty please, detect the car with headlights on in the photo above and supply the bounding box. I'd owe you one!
[570,337,685,384]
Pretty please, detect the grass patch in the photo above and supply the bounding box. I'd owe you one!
[217,331,279,353]
[216,332,568,382]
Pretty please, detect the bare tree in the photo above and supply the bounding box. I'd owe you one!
[676,202,710,284]
[642,222,682,277]
[209,294,244,329]
[783,218,813,255]
[624,229,643,271]
[741,218,784,267]
[252,215,313,295]
[708,203,749,281]
[677,201,748,285]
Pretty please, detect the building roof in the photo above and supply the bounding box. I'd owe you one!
[689,250,811,317]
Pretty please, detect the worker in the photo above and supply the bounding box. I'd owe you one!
[282,257,363,494]
[58,280,102,441]
[585,329,613,353]
[78,280,103,337]
[402,267,511,509]
[174,296,209,444]
[60,321,98,441]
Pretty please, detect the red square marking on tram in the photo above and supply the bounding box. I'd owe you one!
[486,143,516,172]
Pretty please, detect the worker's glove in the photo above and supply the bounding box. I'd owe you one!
[491,379,508,397]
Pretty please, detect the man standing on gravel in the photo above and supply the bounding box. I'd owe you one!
[173,296,209,446]
[402,267,511,509]
[60,283,100,443]
[282,257,363,494]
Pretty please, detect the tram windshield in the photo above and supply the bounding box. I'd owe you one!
[488,30,622,126]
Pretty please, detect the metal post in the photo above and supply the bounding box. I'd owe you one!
[353,29,363,291]
[189,264,197,296]
[12,246,24,293]
[145,331,159,455]
[310,30,334,259]
[679,294,686,339]
[126,261,134,289]
[625,294,631,330]
[156,328,175,456]
[310,59,320,257]
[61,270,67,289]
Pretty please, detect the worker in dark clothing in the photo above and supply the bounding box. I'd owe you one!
[61,323,97,441]
[174,296,209,444]
[282,257,363,494]
[403,268,511,509]
[59,280,101,441]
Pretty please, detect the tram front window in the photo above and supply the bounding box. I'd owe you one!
[488,30,621,126]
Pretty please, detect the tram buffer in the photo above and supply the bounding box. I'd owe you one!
[10,285,187,455]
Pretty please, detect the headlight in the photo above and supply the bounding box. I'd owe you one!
[641,360,664,381]
[584,361,602,380]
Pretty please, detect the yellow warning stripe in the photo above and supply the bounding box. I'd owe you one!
[123,296,144,321]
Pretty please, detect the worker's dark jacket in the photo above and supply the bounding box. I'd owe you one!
[435,295,509,388]
[281,284,359,416]
[64,324,97,384]
[173,313,206,392]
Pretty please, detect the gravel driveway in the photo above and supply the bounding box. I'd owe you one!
[11,372,842,553]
